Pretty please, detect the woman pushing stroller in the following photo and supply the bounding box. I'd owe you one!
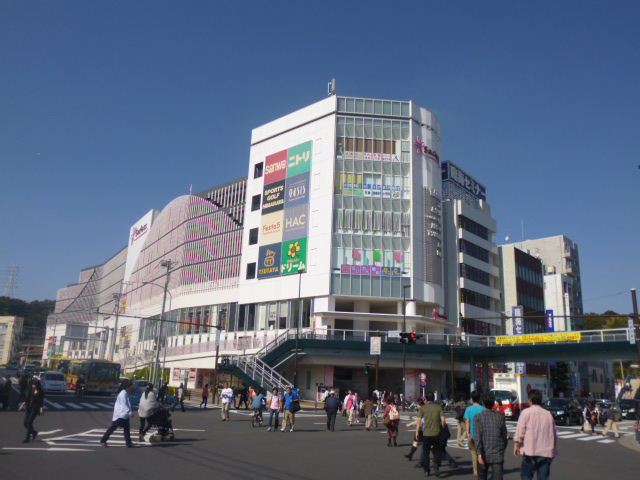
[138,383,174,441]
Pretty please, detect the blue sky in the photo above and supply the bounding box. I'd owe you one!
[0,1,638,313]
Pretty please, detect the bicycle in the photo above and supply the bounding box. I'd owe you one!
[251,409,264,428]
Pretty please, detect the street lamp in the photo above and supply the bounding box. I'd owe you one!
[402,283,411,411]
[108,292,123,362]
[151,259,172,389]
[293,266,305,387]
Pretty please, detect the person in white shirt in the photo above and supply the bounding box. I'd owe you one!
[220,383,234,421]
[100,380,135,447]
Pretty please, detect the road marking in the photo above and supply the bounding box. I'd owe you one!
[556,430,575,436]
[96,403,114,409]
[578,435,607,441]
[44,400,65,409]
[64,402,83,409]
[172,428,205,432]
[2,447,93,452]
[557,433,588,439]
[80,403,99,409]
[38,429,63,436]
[598,439,616,444]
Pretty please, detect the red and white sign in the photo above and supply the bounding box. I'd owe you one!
[264,150,288,185]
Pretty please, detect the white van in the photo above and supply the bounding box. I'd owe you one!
[39,371,67,393]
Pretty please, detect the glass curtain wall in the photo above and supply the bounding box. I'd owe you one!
[332,111,411,297]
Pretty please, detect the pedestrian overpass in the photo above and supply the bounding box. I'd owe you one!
[218,327,637,393]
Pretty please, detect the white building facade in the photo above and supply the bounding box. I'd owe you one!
[44,95,459,401]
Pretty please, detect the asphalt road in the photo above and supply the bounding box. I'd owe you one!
[1,398,638,480]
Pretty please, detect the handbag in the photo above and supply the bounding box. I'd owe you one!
[291,399,301,413]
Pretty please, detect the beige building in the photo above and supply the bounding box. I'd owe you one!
[0,316,23,366]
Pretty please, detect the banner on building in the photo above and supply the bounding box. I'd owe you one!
[370,336,381,356]
[496,332,582,345]
[546,310,555,333]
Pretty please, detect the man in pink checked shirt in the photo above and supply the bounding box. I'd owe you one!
[514,389,557,480]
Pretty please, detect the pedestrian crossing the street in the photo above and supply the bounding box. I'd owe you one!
[442,417,628,448]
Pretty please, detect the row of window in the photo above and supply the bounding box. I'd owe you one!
[460,263,490,286]
[516,264,543,286]
[460,288,492,310]
[458,215,489,241]
[334,209,410,235]
[459,239,490,263]
[518,292,545,313]
[336,117,410,142]
[337,97,411,118]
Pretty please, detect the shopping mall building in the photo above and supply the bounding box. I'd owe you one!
[44,94,469,400]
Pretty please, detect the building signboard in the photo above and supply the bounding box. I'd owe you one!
[281,237,308,275]
[370,336,381,356]
[258,140,313,279]
[283,204,308,241]
[285,173,310,207]
[286,141,312,177]
[264,150,288,185]
[262,180,286,214]
[546,309,555,333]
[257,243,282,279]
[496,332,582,345]
[260,211,284,245]
[442,161,486,201]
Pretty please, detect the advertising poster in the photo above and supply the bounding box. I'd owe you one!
[261,211,284,245]
[262,180,286,214]
[285,173,309,207]
[545,309,555,333]
[257,243,282,278]
[283,204,308,241]
[287,141,313,177]
[281,237,308,275]
[264,150,288,184]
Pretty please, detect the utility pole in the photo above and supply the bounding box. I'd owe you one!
[109,292,122,361]
[450,344,456,400]
[294,267,304,388]
[632,288,639,364]
[152,260,172,388]
[402,284,411,411]
[212,307,226,393]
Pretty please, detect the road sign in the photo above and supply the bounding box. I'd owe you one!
[388,330,400,339]
[419,372,427,388]
[370,336,381,355]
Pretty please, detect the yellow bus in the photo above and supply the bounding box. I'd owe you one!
[58,359,121,395]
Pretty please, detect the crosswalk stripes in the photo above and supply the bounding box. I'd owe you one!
[44,399,65,409]
[96,402,114,409]
[65,402,83,409]
[80,403,99,409]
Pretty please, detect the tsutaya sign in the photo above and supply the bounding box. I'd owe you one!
[258,140,313,279]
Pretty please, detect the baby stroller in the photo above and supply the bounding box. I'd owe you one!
[147,407,176,442]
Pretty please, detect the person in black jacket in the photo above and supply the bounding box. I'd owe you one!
[324,390,341,431]
[22,378,45,443]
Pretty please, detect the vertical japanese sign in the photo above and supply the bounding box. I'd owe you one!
[512,306,526,374]
[257,140,312,279]
[545,310,555,333]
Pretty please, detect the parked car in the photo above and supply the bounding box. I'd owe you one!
[544,398,583,425]
[39,371,67,393]
[620,399,638,420]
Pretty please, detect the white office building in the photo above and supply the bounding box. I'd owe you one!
[442,161,501,336]
[44,94,461,401]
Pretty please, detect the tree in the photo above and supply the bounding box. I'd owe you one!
[583,310,629,330]
[0,296,55,346]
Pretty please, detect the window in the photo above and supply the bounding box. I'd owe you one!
[246,262,256,279]
[249,228,259,245]
[459,239,489,263]
[460,264,491,286]
[251,194,261,211]
[460,288,491,310]
[458,215,489,240]
[254,162,263,179]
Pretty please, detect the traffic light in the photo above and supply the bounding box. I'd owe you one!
[400,332,423,345]
[364,365,370,376]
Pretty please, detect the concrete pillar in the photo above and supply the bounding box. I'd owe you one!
[481,361,490,394]
[469,356,476,394]
[353,301,370,331]
[406,300,417,316]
